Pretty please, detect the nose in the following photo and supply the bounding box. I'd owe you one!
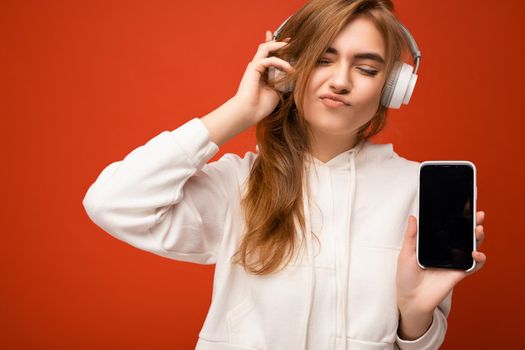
[328,62,352,93]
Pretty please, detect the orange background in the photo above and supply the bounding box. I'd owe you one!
[1,0,523,348]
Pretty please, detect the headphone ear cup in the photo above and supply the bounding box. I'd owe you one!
[381,62,402,108]
[267,59,296,93]
[268,66,290,92]
[381,62,418,109]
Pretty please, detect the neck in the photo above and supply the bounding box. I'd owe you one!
[308,129,360,163]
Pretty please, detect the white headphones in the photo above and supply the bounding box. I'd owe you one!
[268,15,421,109]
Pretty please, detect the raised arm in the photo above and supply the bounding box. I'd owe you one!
[83,30,295,263]
[82,114,249,264]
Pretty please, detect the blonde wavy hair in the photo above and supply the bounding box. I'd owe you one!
[231,0,411,275]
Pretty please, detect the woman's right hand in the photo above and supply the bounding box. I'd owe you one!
[232,30,294,125]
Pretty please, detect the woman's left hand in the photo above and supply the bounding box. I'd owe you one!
[396,211,487,314]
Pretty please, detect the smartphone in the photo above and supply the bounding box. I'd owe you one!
[417,161,477,271]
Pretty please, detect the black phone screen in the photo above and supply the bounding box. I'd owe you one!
[418,164,475,270]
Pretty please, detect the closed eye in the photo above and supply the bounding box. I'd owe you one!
[358,68,378,76]
[316,59,379,76]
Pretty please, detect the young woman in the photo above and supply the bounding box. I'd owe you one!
[83,0,487,349]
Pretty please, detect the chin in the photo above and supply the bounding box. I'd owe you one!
[306,110,354,135]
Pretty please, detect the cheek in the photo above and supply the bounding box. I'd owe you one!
[372,73,387,99]
[297,73,324,114]
[354,76,384,101]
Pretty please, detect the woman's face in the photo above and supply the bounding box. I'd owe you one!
[297,16,387,138]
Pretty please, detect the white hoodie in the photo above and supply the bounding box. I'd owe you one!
[82,117,451,350]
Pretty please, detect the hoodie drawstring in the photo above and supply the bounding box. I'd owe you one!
[340,149,359,350]
[300,167,315,350]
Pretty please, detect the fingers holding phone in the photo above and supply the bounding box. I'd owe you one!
[469,210,487,274]
[475,212,485,248]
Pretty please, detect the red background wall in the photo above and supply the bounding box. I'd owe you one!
[1,0,523,348]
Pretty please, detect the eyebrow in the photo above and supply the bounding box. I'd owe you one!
[325,47,385,65]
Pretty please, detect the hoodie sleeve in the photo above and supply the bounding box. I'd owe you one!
[82,117,240,265]
[395,291,452,350]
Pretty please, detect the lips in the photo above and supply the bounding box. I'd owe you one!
[321,97,348,108]
[319,94,350,106]
[322,97,348,104]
